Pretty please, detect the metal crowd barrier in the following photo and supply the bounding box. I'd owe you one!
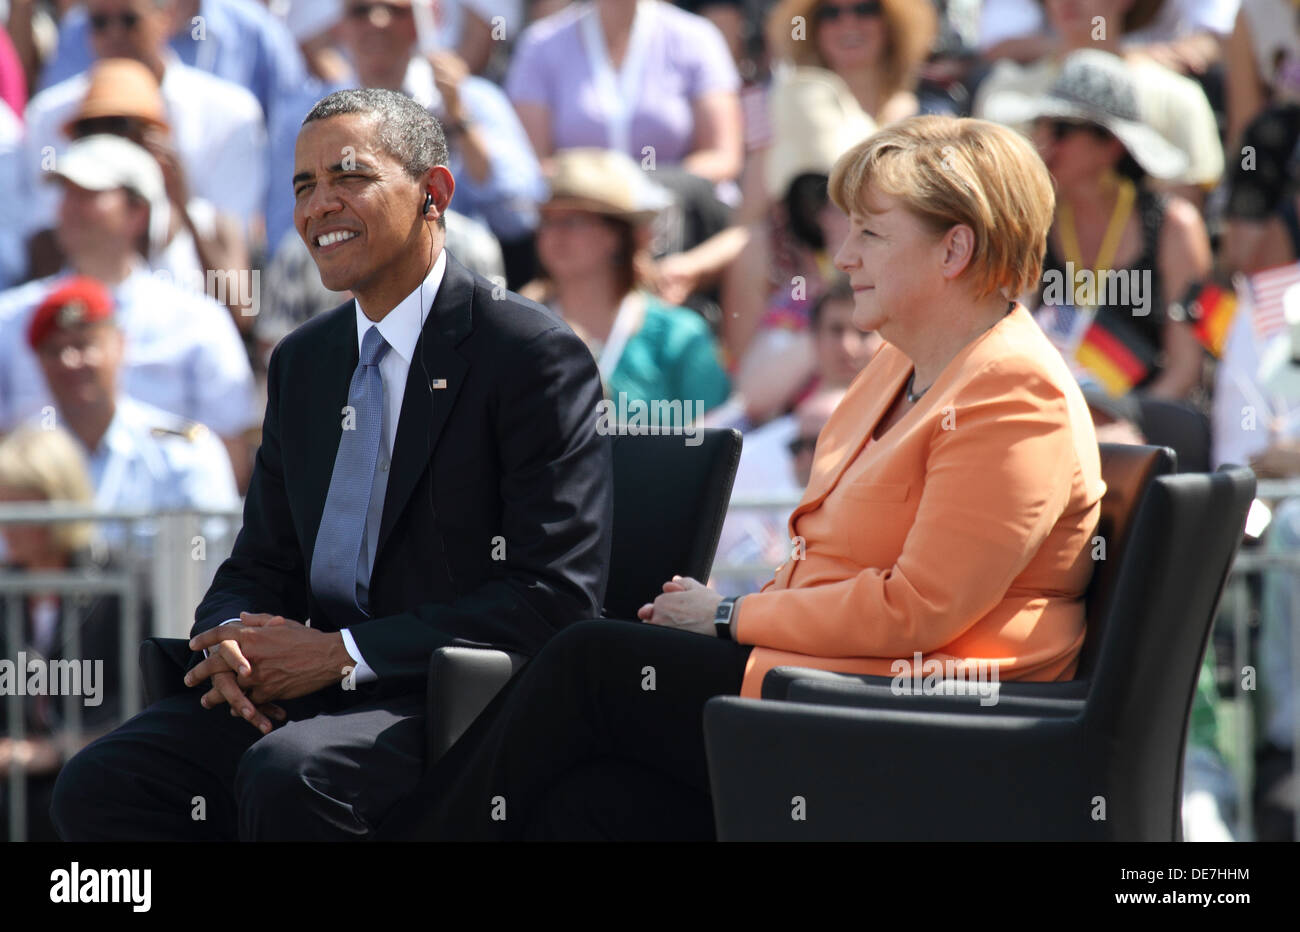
[0,504,241,841]
[1228,478,1300,842]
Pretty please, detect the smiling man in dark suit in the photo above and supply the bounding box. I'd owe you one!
[50,88,613,841]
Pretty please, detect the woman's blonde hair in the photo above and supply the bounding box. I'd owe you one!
[828,115,1056,300]
[0,425,95,554]
[767,0,937,102]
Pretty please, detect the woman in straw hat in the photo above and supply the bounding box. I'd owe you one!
[972,0,1223,202]
[380,115,1105,841]
[984,49,1211,401]
[522,148,730,420]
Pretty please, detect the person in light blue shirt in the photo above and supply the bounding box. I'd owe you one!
[264,0,543,267]
[21,275,239,557]
[39,0,307,125]
[0,266,258,448]
[78,395,240,515]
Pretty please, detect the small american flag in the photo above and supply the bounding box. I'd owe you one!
[1035,301,1094,355]
[1247,261,1300,342]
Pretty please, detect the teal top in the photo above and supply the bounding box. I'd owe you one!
[1188,644,1220,754]
[604,295,730,425]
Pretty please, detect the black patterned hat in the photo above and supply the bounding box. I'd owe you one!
[983,49,1188,180]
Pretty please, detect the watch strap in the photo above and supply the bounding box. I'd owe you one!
[715,596,737,640]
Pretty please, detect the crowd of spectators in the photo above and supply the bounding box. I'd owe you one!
[0,0,1298,842]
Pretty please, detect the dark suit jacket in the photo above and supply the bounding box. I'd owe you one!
[193,250,613,683]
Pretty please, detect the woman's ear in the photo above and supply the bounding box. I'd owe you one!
[940,223,977,281]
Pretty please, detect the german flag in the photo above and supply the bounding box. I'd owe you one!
[1074,312,1157,397]
[1186,282,1238,357]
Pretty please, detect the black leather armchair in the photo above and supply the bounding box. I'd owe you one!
[1137,396,1212,474]
[702,445,1256,841]
[423,427,742,759]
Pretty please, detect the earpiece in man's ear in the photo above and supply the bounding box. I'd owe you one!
[423,192,433,216]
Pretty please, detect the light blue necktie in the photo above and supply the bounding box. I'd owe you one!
[311,325,389,624]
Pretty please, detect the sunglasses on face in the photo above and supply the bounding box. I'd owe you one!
[70,116,145,140]
[346,2,414,20]
[538,212,616,232]
[89,11,142,32]
[816,1,883,24]
[787,437,819,457]
[1039,119,1112,143]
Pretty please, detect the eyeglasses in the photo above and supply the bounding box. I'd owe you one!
[815,1,882,24]
[787,437,819,457]
[89,11,142,32]
[1039,119,1112,143]
[346,2,414,20]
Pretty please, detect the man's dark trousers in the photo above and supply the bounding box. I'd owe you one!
[52,680,426,840]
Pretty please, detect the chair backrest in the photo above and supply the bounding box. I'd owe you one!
[1084,466,1255,839]
[1077,444,1177,679]
[1137,397,1212,474]
[603,429,742,620]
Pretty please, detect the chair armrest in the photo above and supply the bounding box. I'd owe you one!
[426,646,528,763]
[139,637,193,707]
[703,696,1099,841]
[763,666,1087,717]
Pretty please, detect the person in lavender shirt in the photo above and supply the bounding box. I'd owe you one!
[507,0,744,251]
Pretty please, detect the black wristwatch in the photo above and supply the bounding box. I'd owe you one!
[714,597,738,640]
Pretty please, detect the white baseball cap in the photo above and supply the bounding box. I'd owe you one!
[50,134,170,254]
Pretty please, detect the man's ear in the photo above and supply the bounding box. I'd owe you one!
[423,165,456,221]
[940,223,977,281]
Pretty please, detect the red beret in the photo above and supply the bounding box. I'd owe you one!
[27,277,115,350]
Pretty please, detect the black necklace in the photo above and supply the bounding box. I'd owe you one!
[906,303,1015,404]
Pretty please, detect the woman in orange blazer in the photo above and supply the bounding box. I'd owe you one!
[380,115,1106,841]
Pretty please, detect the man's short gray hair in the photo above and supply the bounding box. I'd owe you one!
[302,89,449,227]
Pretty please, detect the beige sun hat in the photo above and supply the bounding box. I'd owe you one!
[61,58,170,137]
[542,148,674,224]
[765,65,877,200]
